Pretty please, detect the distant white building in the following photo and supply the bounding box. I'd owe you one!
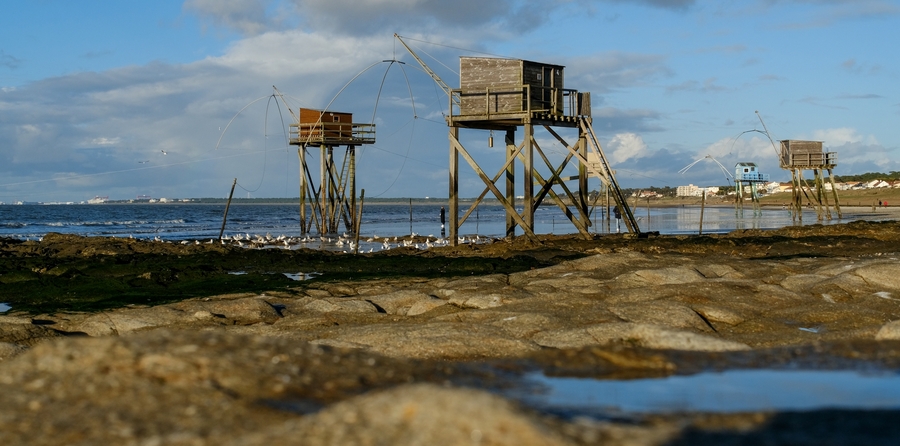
[677,184,718,197]
[633,190,662,199]
[677,184,698,197]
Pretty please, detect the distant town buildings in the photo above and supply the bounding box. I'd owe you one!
[626,190,667,199]
[675,178,900,197]
[676,184,720,197]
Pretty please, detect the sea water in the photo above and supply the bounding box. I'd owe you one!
[0,203,881,242]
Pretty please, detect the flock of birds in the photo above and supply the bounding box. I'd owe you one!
[150,232,490,253]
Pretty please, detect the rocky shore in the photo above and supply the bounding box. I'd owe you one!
[3,220,900,444]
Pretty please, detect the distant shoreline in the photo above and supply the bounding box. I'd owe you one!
[7,193,900,212]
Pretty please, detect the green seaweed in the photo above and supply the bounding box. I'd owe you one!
[0,247,550,315]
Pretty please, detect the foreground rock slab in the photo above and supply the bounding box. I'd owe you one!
[4,222,900,444]
[0,330,476,445]
[3,331,900,445]
[7,250,900,359]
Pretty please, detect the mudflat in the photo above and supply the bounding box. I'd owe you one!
[2,220,900,445]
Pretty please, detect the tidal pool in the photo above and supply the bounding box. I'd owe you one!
[283,272,320,281]
[226,271,319,281]
[514,369,900,417]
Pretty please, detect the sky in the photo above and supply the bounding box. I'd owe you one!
[1,0,898,202]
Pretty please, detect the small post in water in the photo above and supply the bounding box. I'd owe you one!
[354,189,365,254]
[646,197,651,232]
[699,190,706,235]
[218,178,237,241]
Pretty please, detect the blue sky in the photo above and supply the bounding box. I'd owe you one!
[1,0,898,202]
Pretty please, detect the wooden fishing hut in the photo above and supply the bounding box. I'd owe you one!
[733,162,769,215]
[289,108,375,234]
[779,140,840,221]
[445,56,638,243]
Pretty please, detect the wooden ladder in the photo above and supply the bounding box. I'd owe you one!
[579,117,641,234]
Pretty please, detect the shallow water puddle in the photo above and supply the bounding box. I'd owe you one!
[513,369,900,417]
[227,271,320,281]
[282,272,320,281]
[0,303,10,313]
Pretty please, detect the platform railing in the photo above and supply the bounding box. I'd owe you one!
[450,86,587,120]
[289,122,376,145]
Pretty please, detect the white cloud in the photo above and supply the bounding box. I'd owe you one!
[0,24,463,201]
[184,0,273,36]
[808,127,879,146]
[289,0,524,36]
[88,137,122,146]
[216,30,388,78]
[566,52,670,94]
[704,135,777,161]
[607,132,648,164]
[599,0,695,11]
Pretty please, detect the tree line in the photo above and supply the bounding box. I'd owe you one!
[833,171,900,183]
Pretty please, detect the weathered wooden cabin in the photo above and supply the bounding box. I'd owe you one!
[452,57,591,129]
[780,140,837,168]
[778,139,840,221]
[291,108,374,145]
[288,108,375,235]
[458,56,565,116]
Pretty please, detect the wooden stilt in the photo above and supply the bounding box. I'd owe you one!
[218,178,237,241]
[298,148,307,234]
[449,127,459,245]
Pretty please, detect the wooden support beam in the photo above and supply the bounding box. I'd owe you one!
[533,134,591,226]
[523,123,534,233]
[300,145,324,234]
[578,133,589,228]
[797,170,824,221]
[457,133,524,228]
[320,145,328,232]
[458,135,523,227]
[349,146,356,230]
[827,168,842,219]
[524,137,591,237]
[814,169,831,220]
[506,129,516,238]
[791,169,802,222]
[298,148,307,234]
[451,135,539,241]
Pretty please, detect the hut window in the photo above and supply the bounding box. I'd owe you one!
[536,73,542,81]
